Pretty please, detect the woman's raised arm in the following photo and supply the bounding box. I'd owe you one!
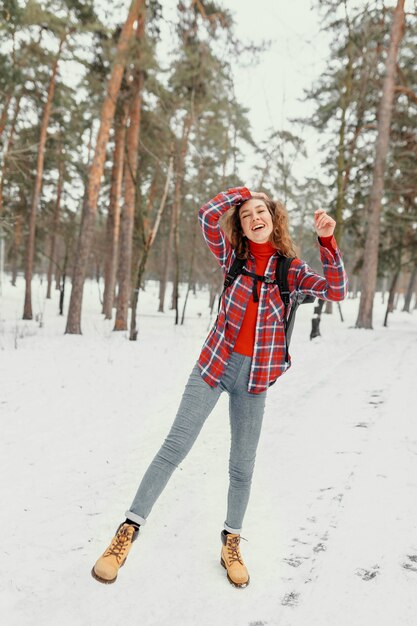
[198,187,251,270]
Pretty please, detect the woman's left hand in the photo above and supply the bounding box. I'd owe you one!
[314,209,336,237]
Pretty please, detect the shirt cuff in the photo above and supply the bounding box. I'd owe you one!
[318,235,337,251]
[226,187,251,200]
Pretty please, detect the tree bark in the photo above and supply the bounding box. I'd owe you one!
[130,155,173,340]
[342,20,375,194]
[114,9,145,331]
[403,265,417,312]
[180,220,198,325]
[171,112,193,323]
[0,95,21,218]
[0,94,21,296]
[10,213,23,286]
[46,141,65,299]
[158,203,174,313]
[334,7,353,245]
[356,0,406,329]
[383,268,401,326]
[65,0,142,334]
[102,101,129,319]
[0,91,13,142]
[59,246,69,316]
[23,34,67,319]
[140,166,159,246]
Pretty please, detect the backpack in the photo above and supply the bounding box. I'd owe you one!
[219,255,315,362]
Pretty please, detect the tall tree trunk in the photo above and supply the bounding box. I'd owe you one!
[65,0,142,335]
[23,34,67,320]
[180,220,198,325]
[334,8,353,245]
[130,155,173,340]
[383,268,401,327]
[55,239,62,291]
[114,9,145,331]
[102,101,129,319]
[10,213,23,286]
[137,166,159,250]
[171,113,193,323]
[0,91,13,141]
[158,203,174,313]
[0,95,21,217]
[59,246,69,316]
[356,0,405,329]
[342,15,376,194]
[0,94,20,295]
[403,265,417,312]
[46,142,65,299]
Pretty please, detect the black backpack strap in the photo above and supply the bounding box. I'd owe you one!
[275,256,295,363]
[275,255,293,308]
[224,256,245,289]
[240,267,272,303]
[218,256,246,313]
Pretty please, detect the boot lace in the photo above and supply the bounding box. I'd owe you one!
[226,535,244,565]
[104,525,134,564]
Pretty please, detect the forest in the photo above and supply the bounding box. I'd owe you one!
[0,0,416,337]
[2,2,417,624]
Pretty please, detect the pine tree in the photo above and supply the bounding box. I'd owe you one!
[65,0,142,334]
[356,0,406,328]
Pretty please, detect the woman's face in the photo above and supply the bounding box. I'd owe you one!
[239,199,273,243]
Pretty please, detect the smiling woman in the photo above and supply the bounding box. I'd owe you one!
[239,198,273,242]
[223,192,297,259]
[92,186,348,590]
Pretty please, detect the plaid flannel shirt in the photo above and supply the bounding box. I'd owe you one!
[197,187,348,394]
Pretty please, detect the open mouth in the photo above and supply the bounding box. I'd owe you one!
[252,224,265,231]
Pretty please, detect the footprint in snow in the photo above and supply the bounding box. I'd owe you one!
[283,556,304,568]
[402,555,417,573]
[281,590,300,607]
[356,565,380,581]
[313,542,327,553]
[369,390,384,407]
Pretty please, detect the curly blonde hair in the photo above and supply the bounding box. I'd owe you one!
[222,198,297,259]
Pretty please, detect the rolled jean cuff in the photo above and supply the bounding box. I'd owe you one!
[125,510,146,527]
[224,522,242,534]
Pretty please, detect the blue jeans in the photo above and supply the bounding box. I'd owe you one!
[126,351,267,533]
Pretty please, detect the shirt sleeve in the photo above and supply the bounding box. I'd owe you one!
[318,235,337,259]
[287,238,348,301]
[198,187,252,271]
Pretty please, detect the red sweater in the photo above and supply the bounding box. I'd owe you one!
[233,236,336,357]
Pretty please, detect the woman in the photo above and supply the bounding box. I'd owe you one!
[92,186,348,588]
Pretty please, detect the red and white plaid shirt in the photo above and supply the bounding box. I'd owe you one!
[197,187,348,393]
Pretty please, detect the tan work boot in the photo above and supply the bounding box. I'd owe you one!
[92,522,139,584]
[220,530,250,588]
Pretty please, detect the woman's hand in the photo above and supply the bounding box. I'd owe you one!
[314,209,336,238]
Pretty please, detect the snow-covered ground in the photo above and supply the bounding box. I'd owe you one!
[1,276,416,626]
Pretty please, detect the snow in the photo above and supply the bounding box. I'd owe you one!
[1,276,416,626]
